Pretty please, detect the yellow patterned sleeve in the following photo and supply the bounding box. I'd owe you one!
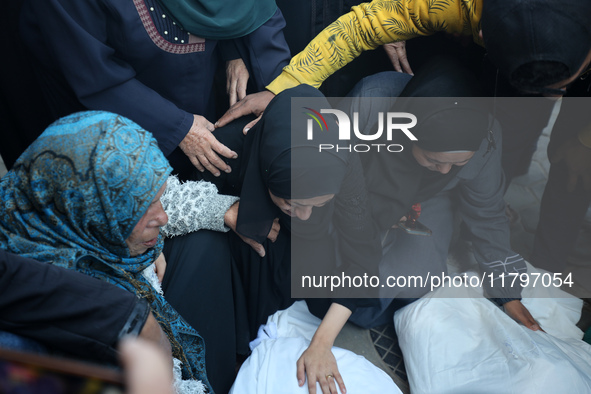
[267,0,480,94]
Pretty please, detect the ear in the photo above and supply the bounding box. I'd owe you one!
[478,29,483,41]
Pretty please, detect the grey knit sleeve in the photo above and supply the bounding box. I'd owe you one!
[160,176,239,237]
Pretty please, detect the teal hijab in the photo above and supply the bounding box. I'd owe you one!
[157,0,277,39]
[0,111,210,388]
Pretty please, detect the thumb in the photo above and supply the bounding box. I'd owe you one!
[526,321,541,331]
[248,239,266,257]
[244,115,262,135]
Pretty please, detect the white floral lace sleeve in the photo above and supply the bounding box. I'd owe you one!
[160,175,239,237]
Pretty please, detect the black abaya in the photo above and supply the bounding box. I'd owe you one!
[162,230,249,394]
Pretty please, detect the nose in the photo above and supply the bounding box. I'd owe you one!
[437,163,453,174]
[294,206,313,221]
[152,202,169,227]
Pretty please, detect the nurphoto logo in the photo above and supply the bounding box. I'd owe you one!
[304,108,418,153]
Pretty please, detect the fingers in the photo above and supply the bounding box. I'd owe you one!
[296,357,306,387]
[181,117,238,176]
[383,44,401,72]
[193,161,205,173]
[201,140,236,176]
[318,373,342,394]
[216,100,252,128]
[326,374,337,394]
[391,58,402,73]
[396,47,413,75]
[240,234,266,257]
[308,375,318,394]
[119,337,174,394]
[243,115,262,135]
[237,78,248,103]
[383,42,413,75]
[154,253,166,283]
[186,151,206,172]
[516,312,541,331]
[267,218,280,242]
[196,151,224,177]
[155,264,165,283]
[249,240,266,257]
[316,374,329,394]
[227,74,237,106]
[215,90,274,128]
[229,86,238,107]
[226,59,249,106]
[505,300,544,332]
[333,371,346,394]
[228,80,247,107]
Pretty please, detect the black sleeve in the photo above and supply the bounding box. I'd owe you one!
[331,153,383,311]
[218,40,241,62]
[291,154,382,312]
[0,250,148,363]
[233,8,291,90]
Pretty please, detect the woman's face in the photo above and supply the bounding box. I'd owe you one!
[268,190,335,221]
[411,145,474,174]
[126,183,168,256]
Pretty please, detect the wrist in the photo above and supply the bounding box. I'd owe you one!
[309,336,334,350]
[224,202,239,229]
[310,326,338,349]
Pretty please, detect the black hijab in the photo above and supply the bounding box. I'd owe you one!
[236,84,347,243]
[362,57,491,230]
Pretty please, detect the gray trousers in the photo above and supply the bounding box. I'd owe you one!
[349,191,457,328]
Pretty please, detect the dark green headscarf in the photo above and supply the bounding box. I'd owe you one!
[157,0,277,39]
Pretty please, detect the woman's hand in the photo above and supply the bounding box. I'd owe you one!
[154,253,167,283]
[297,342,346,394]
[297,303,352,394]
[504,300,544,332]
[179,115,238,176]
[383,42,413,75]
[226,58,249,106]
[215,90,275,134]
[224,202,280,257]
[119,337,173,394]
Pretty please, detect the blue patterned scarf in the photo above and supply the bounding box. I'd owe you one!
[0,111,211,390]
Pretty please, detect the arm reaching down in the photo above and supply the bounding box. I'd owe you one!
[297,303,351,394]
[160,176,239,237]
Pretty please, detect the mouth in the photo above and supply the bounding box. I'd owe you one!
[143,237,158,248]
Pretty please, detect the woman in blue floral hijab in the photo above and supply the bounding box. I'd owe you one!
[0,111,210,389]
